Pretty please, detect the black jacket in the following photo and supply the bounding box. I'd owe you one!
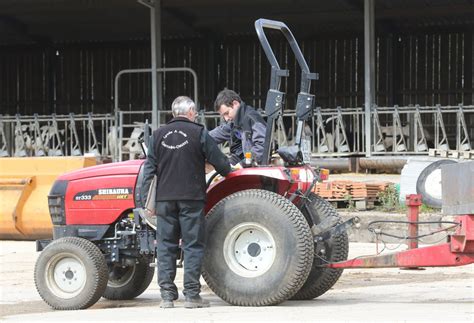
[142,117,231,201]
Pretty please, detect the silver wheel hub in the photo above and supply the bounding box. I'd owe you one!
[45,253,86,298]
[223,222,276,278]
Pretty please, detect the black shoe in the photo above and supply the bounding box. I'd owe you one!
[160,299,174,309]
[184,296,210,309]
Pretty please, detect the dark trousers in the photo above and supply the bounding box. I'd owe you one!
[155,200,206,300]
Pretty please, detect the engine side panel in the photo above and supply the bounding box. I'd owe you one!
[65,174,137,225]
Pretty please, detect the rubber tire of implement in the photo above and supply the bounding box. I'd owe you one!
[34,237,108,310]
[202,189,314,306]
[416,159,457,208]
[102,258,155,300]
[291,193,349,300]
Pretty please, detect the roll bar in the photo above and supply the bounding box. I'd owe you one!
[254,19,317,93]
[254,19,318,164]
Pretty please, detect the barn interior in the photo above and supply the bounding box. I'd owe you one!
[0,0,473,161]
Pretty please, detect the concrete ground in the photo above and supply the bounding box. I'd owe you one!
[1,240,473,322]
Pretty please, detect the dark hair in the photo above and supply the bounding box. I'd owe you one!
[214,89,241,111]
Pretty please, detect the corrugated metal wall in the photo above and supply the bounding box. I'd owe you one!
[0,31,472,115]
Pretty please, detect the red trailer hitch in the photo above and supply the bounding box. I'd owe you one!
[323,195,474,269]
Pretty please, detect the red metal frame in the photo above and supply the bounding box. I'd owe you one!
[327,214,474,269]
[406,194,422,250]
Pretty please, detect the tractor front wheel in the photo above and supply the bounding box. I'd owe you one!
[34,237,108,310]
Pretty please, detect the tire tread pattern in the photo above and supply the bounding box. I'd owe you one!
[34,237,108,310]
[102,259,155,300]
[291,193,349,300]
[202,189,314,306]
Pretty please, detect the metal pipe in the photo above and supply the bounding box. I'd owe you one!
[405,194,422,251]
[113,67,198,161]
[114,67,198,124]
[311,157,408,172]
[138,0,163,130]
[364,0,375,157]
[359,157,407,170]
[150,0,163,129]
[311,158,349,171]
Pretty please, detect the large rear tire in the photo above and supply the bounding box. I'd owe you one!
[102,257,155,300]
[291,193,349,300]
[34,237,108,310]
[202,189,314,306]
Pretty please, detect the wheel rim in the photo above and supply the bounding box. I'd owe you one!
[107,265,136,288]
[223,222,276,278]
[45,252,87,299]
[424,168,442,200]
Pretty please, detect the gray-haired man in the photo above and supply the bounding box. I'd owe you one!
[142,96,231,309]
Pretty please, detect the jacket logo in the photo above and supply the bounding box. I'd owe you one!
[161,130,189,150]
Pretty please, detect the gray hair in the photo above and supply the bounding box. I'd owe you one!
[171,96,196,117]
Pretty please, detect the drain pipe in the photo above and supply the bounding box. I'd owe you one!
[311,157,408,172]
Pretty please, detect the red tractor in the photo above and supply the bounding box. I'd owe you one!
[34,19,350,310]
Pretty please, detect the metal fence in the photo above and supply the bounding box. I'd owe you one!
[1,104,473,161]
[0,113,114,158]
[302,105,473,157]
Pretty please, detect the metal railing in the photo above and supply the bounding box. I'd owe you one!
[115,110,223,161]
[114,67,199,131]
[0,113,114,158]
[1,104,472,161]
[301,104,473,157]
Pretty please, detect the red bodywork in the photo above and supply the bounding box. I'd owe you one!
[327,196,474,269]
[58,160,312,225]
[60,160,143,225]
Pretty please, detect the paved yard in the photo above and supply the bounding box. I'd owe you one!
[1,241,472,322]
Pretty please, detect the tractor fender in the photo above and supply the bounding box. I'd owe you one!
[205,167,291,213]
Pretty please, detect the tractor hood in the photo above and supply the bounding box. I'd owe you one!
[58,159,144,181]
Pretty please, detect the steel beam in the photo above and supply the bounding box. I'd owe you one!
[151,1,163,129]
[138,0,163,130]
[364,0,375,157]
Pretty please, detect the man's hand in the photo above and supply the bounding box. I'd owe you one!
[230,163,243,172]
[205,162,215,174]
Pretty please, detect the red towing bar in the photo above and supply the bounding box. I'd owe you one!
[326,213,474,269]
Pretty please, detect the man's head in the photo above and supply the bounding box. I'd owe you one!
[214,89,242,122]
[171,96,197,121]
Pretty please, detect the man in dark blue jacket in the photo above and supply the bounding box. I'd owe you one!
[209,89,267,165]
[142,96,231,309]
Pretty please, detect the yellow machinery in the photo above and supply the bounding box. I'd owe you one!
[0,157,97,240]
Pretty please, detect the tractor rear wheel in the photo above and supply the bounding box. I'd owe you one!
[34,237,108,310]
[102,257,155,300]
[291,193,349,300]
[202,189,314,306]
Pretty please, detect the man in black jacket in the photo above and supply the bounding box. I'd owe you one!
[209,89,267,165]
[142,96,231,309]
